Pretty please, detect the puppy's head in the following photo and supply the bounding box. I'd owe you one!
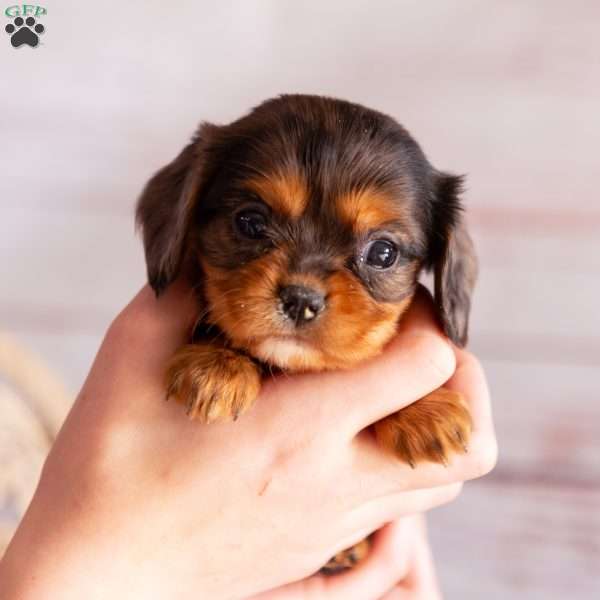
[136,95,477,370]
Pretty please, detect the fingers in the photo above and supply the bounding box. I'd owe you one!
[402,520,442,599]
[432,348,497,482]
[446,347,494,438]
[381,517,442,600]
[340,289,457,433]
[357,348,497,494]
[379,587,410,599]
[350,483,463,531]
[314,520,414,600]
[250,520,418,600]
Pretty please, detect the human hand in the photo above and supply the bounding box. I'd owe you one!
[249,515,441,600]
[249,342,491,600]
[0,283,496,600]
[377,516,442,600]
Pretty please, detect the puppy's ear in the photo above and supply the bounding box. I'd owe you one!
[135,123,219,295]
[429,174,478,347]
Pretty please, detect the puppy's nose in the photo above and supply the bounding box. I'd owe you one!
[279,285,325,325]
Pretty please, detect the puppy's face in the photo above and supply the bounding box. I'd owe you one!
[137,95,477,370]
[196,179,419,370]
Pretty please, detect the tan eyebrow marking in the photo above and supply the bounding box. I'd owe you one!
[336,188,408,233]
[244,171,308,219]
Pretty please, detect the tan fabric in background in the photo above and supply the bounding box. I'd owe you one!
[0,334,70,553]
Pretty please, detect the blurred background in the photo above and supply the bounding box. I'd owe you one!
[1,1,599,597]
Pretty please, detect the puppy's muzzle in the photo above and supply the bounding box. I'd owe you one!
[279,285,325,325]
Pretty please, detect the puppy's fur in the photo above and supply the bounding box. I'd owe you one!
[136,94,477,572]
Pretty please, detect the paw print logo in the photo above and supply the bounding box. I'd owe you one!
[5,16,45,48]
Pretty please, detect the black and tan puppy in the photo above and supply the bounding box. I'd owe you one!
[136,94,477,572]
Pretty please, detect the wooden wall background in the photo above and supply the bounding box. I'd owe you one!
[1,1,599,597]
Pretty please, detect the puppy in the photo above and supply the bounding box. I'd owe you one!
[136,94,477,572]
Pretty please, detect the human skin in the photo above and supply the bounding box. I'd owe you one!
[252,515,442,599]
[0,282,496,600]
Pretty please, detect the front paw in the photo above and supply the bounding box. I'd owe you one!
[373,388,472,467]
[166,344,261,423]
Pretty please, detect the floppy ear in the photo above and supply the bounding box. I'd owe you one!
[429,174,478,347]
[135,123,219,295]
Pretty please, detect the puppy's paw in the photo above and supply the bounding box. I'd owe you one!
[373,388,472,467]
[166,344,261,423]
[320,538,371,575]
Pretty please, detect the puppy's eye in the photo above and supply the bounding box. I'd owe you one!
[235,210,268,239]
[363,240,398,269]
